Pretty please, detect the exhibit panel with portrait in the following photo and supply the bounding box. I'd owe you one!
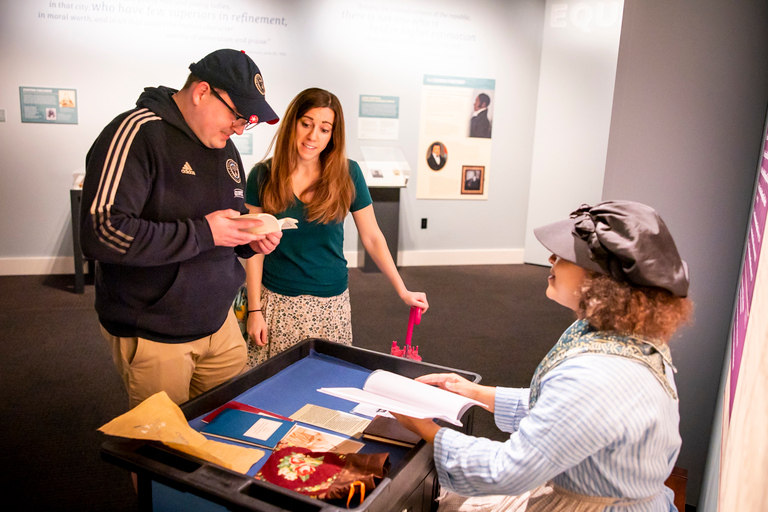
[19,86,78,124]
[416,75,494,200]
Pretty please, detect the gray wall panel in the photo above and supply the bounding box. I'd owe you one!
[603,0,768,505]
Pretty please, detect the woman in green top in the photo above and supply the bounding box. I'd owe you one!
[243,88,428,367]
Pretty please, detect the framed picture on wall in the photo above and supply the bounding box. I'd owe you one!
[461,165,484,194]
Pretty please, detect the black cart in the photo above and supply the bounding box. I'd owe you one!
[101,339,481,512]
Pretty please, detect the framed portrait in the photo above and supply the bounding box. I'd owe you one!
[426,141,447,171]
[461,165,485,194]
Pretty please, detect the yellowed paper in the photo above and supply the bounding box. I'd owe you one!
[99,391,264,474]
[167,440,263,475]
[290,404,370,438]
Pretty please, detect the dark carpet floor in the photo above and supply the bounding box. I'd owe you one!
[0,264,575,511]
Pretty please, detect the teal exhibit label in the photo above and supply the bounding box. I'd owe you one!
[19,87,78,124]
[359,95,399,119]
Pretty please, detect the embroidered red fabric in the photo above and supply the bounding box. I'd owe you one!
[256,447,389,504]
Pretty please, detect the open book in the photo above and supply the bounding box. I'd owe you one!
[233,213,298,235]
[318,370,486,427]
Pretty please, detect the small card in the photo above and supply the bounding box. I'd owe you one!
[201,409,295,449]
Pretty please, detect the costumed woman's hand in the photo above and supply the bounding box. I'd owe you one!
[400,290,429,313]
[416,373,473,395]
[390,413,440,444]
[247,311,268,347]
[415,373,495,412]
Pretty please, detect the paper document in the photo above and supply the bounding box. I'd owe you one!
[319,370,486,427]
[290,404,370,438]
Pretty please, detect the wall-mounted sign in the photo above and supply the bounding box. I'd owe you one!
[19,87,78,124]
[358,95,399,140]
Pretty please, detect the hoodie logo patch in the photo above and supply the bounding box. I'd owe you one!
[226,159,241,183]
[234,189,244,199]
[181,162,195,175]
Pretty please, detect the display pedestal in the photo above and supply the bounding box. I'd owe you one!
[361,186,403,272]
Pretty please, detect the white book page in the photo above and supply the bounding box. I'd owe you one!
[351,403,394,419]
[277,217,298,230]
[233,214,298,234]
[318,370,485,426]
[318,387,461,425]
[364,370,483,422]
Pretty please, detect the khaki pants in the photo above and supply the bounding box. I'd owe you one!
[103,309,247,409]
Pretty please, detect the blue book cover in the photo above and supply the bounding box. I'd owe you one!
[200,408,295,449]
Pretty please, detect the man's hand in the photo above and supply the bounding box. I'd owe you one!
[205,210,282,249]
[250,231,282,254]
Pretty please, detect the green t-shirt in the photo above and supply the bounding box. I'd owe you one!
[245,159,373,297]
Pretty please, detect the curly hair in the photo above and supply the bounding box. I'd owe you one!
[578,273,693,342]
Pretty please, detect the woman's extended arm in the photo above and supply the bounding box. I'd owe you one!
[244,205,268,346]
[351,204,429,312]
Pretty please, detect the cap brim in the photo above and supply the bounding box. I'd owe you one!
[533,218,604,274]
[229,92,280,125]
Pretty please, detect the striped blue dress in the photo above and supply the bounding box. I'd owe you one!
[434,347,681,511]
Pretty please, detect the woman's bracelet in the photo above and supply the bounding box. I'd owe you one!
[248,309,262,313]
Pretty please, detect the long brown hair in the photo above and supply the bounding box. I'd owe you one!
[578,273,693,342]
[259,88,353,223]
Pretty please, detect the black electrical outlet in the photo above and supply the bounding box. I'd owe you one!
[421,218,428,229]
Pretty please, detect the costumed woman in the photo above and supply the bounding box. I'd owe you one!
[243,87,428,368]
[393,200,693,512]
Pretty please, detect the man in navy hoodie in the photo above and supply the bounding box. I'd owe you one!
[81,49,282,409]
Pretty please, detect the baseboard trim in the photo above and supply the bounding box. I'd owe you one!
[0,257,83,276]
[345,248,525,268]
[2,250,525,276]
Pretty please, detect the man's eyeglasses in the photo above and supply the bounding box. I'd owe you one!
[210,88,258,131]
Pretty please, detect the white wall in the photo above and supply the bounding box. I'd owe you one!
[524,0,624,265]
[0,0,546,274]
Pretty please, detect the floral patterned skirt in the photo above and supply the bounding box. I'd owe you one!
[245,287,353,368]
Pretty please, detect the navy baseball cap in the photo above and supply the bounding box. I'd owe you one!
[534,200,689,297]
[189,49,279,125]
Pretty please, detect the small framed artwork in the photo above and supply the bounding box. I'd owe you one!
[461,165,485,194]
